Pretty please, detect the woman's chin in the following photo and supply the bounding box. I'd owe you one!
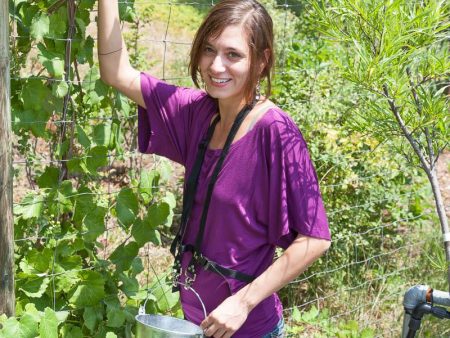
[205,89,238,102]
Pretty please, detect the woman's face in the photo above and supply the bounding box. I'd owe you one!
[199,24,251,105]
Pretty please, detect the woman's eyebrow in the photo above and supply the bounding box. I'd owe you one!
[226,47,245,54]
[205,42,246,54]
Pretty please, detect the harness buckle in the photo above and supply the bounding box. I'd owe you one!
[184,269,196,289]
[172,268,182,289]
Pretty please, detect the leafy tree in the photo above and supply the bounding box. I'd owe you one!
[312,0,450,288]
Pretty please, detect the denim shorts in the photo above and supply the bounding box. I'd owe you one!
[261,317,285,338]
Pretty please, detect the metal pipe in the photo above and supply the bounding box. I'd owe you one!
[402,285,450,338]
[430,289,450,308]
[402,285,429,338]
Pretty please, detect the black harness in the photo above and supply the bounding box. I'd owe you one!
[171,102,257,291]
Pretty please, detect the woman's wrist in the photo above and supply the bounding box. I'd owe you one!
[234,284,260,313]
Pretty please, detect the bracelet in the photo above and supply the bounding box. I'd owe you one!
[98,47,123,56]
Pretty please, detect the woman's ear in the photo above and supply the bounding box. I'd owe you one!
[259,48,271,74]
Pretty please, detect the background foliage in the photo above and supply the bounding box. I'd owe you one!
[1,0,448,337]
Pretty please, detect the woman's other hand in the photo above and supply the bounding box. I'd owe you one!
[200,293,250,338]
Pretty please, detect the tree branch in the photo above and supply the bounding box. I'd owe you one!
[382,84,431,172]
[406,67,437,168]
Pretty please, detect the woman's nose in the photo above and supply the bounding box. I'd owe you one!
[209,55,226,73]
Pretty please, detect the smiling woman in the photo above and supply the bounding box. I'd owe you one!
[189,0,274,107]
[98,1,331,337]
[198,25,253,105]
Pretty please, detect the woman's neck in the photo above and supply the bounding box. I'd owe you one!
[217,97,248,131]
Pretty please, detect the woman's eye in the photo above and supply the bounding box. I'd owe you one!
[204,47,214,54]
[228,52,240,58]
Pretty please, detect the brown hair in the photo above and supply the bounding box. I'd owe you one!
[189,0,275,103]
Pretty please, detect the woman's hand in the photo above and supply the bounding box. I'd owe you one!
[200,294,250,338]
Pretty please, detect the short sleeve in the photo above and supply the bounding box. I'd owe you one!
[266,112,331,249]
[137,72,214,165]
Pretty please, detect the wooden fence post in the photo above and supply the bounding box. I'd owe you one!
[0,0,15,316]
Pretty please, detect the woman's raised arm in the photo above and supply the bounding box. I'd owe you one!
[97,0,145,108]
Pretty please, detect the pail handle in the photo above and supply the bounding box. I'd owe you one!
[139,282,207,320]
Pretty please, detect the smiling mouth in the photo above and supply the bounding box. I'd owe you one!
[210,76,231,84]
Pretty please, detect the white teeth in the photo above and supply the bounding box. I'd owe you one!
[211,77,231,84]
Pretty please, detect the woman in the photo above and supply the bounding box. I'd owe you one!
[98,0,331,337]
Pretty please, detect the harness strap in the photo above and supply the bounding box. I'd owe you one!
[182,244,255,283]
[194,103,254,253]
[171,101,257,291]
[170,115,220,258]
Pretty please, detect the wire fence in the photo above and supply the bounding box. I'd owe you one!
[7,0,443,337]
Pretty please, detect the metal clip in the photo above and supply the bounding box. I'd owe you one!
[172,268,182,288]
[184,267,196,289]
[138,305,146,315]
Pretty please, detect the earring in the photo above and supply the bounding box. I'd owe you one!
[255,80,261,102]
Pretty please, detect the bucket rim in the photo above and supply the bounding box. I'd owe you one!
[135,314,203,335]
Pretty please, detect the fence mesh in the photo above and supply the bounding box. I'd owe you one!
[8,0,445,337]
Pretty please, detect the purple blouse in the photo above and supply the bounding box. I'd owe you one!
[138,72,331,337]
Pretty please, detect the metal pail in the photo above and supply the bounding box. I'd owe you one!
[135,314,204,338]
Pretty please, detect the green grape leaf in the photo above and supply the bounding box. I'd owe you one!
[81,67,108,105]
[18,277,50,298]
[14,193,44,220]
[13,109,48,138]
[163,192,176,227]
[106,307,125,328]
[115,91,130,117]
[157,160,173,182]
[37,43,64,77]
[145,202,170,228]
[151,279,179,313]
[30,13,49,40]
[106,332,118,338]
[36,166,59,189]
[76,126,91,149]
[93,122,113,148]
[49,181,74,214]
[0,317,21,337]
[19,311,40,338]
[21,78,53,112]
[115,188,138,227]
[131,257,144,276]
[67,157,89,175]
[55,310,69,324]
[83,206,106,242]
[56,269,79,293]
[69,271,105,308]
[23,303,42,323]
[73,186,94,225]
[60,324,83,338]
[49,6,67,36]
[83,306,103,333]
[52,81,69,98]
[57,255,82,271]
[39,308,59,338]
[118,273,139,297]
[20,247,53,274]
[139,169,158,203]
[86,146,108,173]
[76,35,94,65]
[131,218,161,247]
[109,242,139,272]
[119,1,136,22]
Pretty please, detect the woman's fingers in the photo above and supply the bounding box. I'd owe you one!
[202,319,233,338]
[203,323,217,337]
[212,327,228,338]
